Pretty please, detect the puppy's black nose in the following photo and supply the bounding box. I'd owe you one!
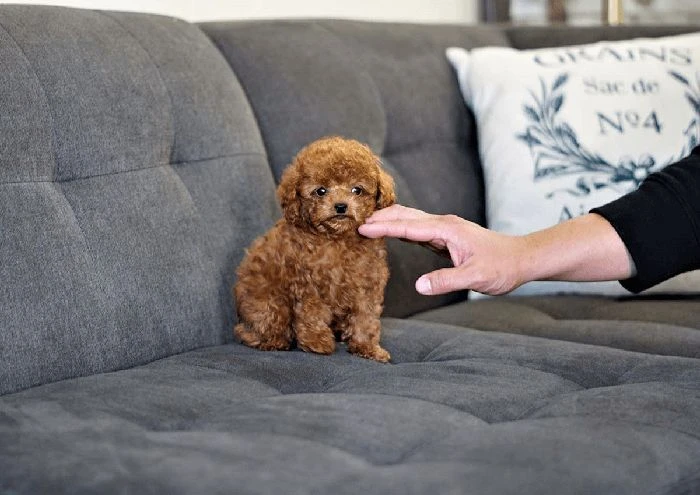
[334,203,348,214]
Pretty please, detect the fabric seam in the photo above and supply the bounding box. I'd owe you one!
[0,19,60,181]
[0,152,266,185]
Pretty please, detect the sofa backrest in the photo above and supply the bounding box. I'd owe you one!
[0,5,277,395]
[202,20,510,317]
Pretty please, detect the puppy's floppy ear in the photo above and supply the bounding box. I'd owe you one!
[375,164,396,210]
[277,164,303,226]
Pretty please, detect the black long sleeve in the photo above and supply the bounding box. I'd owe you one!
[591,145,700,293]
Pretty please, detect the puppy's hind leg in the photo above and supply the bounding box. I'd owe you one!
[235,297,293,351]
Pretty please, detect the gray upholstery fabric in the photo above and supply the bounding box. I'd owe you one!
[202,20,510,318]
[2,320,699,494]
[0,6,275,395]
[1,6,699,494]
[413,296,700,358]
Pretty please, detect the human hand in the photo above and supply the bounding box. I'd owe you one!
[358,205,526,296]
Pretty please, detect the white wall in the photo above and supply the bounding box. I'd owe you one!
[2,0,479,23]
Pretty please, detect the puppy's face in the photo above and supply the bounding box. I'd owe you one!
[298,164,378,235]
[278,137,395,236]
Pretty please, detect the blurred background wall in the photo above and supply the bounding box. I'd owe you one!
[0,0,479,23]
[3,1,697,25]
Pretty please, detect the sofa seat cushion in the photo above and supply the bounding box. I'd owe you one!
[412,296,700,358]
[2,318,698,494]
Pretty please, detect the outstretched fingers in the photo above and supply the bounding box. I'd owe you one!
[363,204,431,224]
[359,216,444,243]
[359,204,446,242]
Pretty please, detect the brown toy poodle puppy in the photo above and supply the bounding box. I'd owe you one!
[234,136,395,362]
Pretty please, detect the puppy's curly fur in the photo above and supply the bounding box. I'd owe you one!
[234,136,395,362]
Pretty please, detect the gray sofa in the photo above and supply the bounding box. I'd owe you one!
[1,5,699,494]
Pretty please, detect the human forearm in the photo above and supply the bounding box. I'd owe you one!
[360,205,636,296]
[519,213,635,284]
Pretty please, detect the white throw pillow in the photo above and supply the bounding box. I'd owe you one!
[447,33,700,297]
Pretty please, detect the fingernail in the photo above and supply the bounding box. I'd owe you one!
[416,276,432,295]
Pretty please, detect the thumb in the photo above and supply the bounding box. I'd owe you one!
[415,266,468,296]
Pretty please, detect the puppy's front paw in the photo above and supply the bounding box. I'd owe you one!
[298,330,336,355]
[371,346,391,363]
[349,343,391,363]
[235,323,291,351]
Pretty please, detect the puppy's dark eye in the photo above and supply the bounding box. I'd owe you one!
[351,186,363,195]
[315,187,327,197]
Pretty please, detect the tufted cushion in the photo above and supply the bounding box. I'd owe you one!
[0,6,276,395]
[201,20,510,317]
[1,319,698,493]
[413,296,700,358]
